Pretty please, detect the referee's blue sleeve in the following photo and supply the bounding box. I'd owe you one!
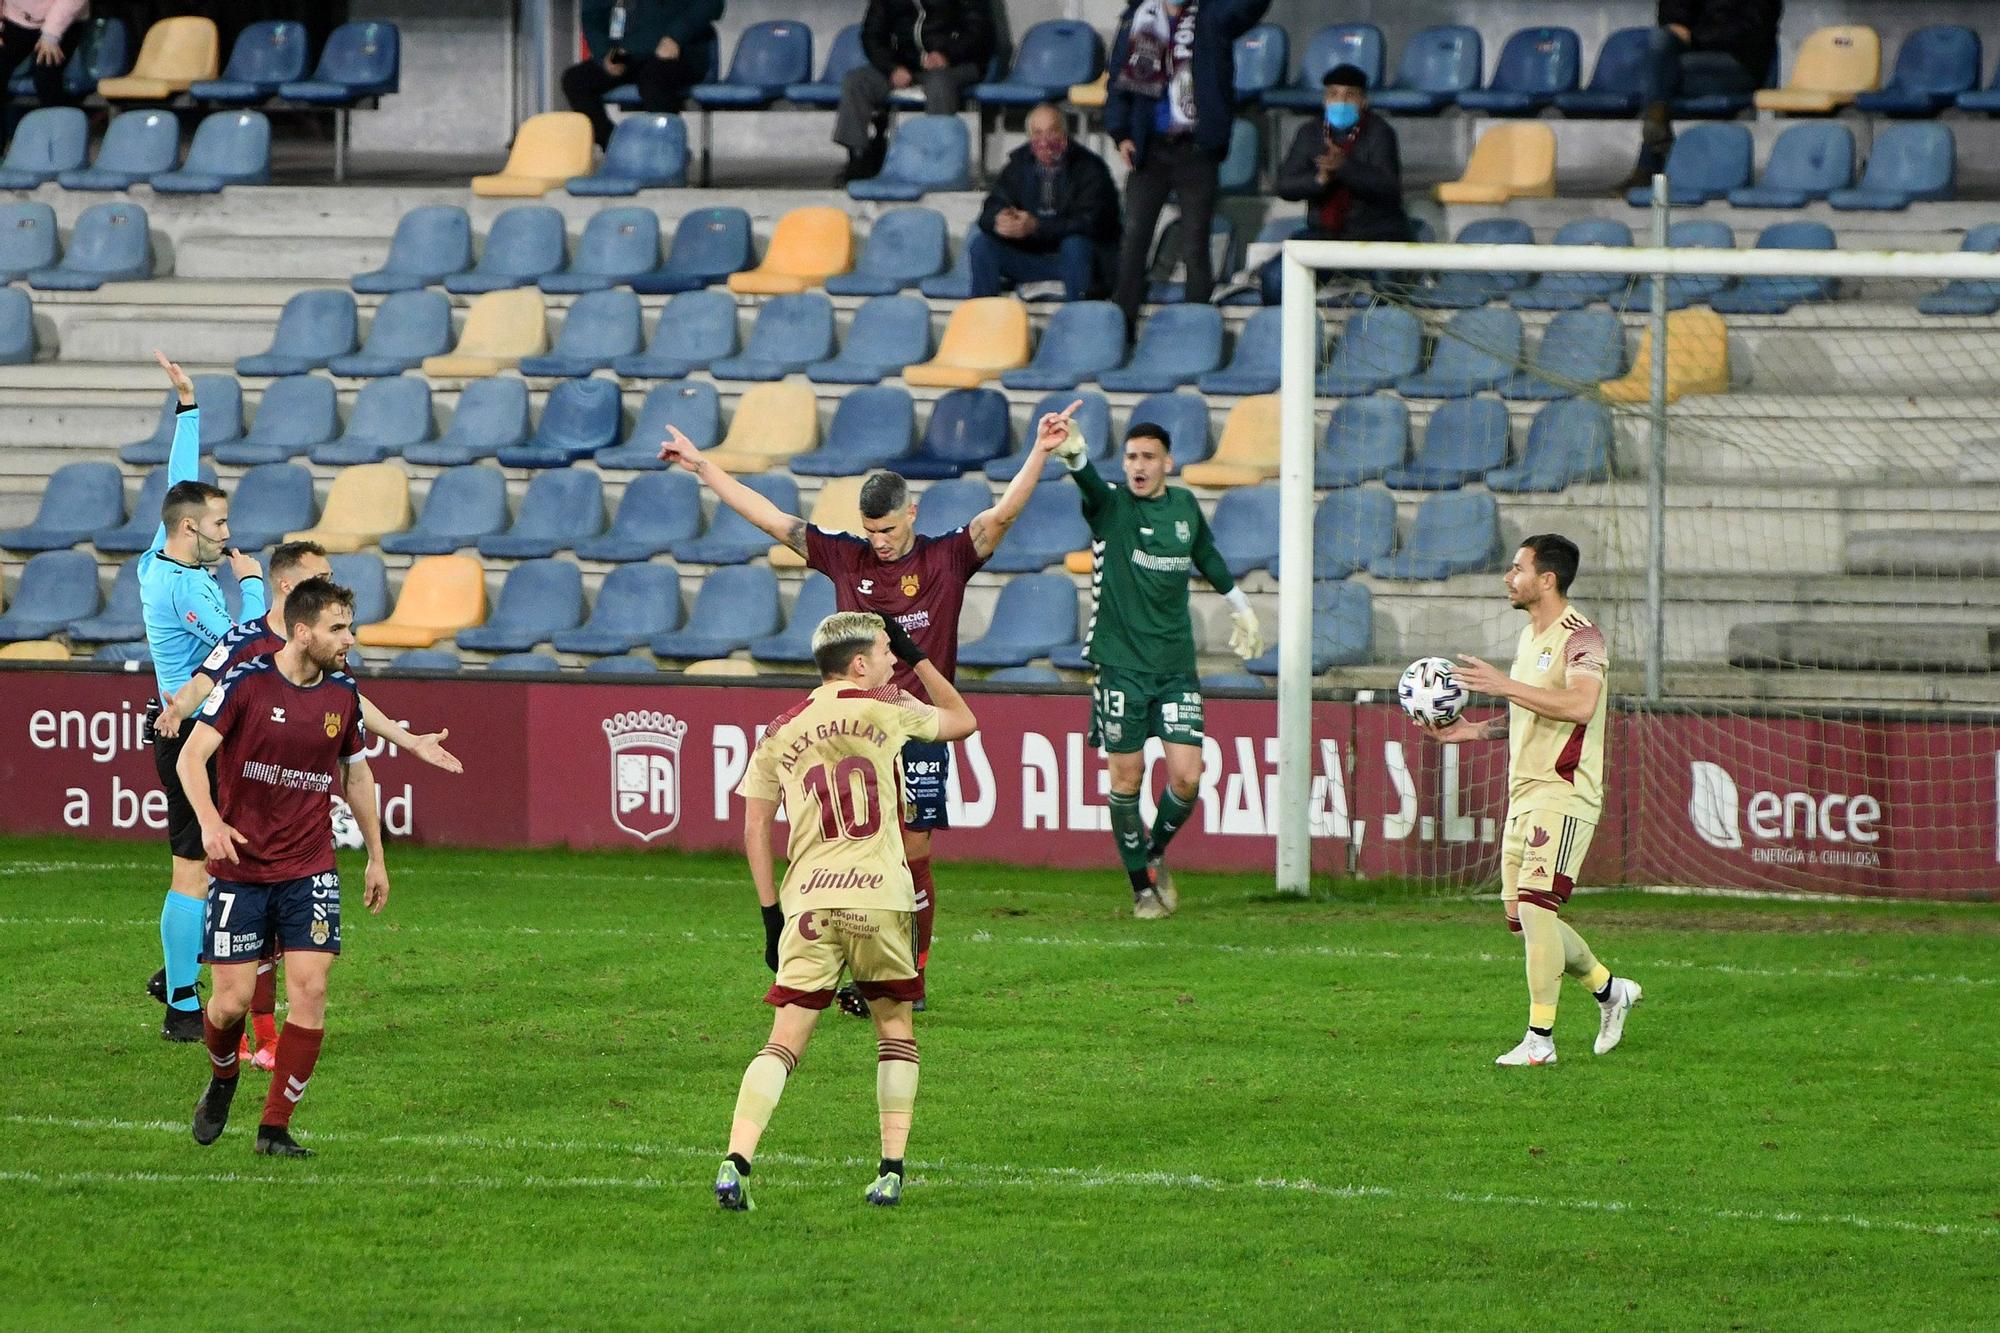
[173,578,233,648]
[150,403,201,551]
[238,571,268,621]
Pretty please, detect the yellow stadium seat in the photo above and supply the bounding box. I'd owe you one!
[356,554,488,649]
[1063,550,1094,575]
[472,112,596,197]
[684,658,759,678]
[1435,122,1555,205]
[904,297,1031,388]
[286,463,412,554]
[0,639,69,661]
[727,207,853,295]
[1600,309,1728,404]
[701,382,819,475]
[421,288,547,378]
[1069,73,1107,108]
[1755,26,1880,113]
[1181,394,1279,488]
[770,476,862,569]
[98,17,219,100]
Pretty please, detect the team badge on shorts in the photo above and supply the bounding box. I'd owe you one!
[310,916,330,946]
[602,709,688,842]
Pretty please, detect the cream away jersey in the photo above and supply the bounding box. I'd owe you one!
[1507,606,1609,822]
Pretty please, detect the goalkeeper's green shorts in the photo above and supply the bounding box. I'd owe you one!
[1089,666,1205,754]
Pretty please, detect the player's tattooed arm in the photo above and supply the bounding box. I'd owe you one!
[659,423,807,552]
[783,518,807,557]
[1478,716,1510,740]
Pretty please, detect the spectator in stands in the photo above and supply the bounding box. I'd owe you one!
[1105,0,1269,333]
[1258,64,1410,306]
[967,103,1120,302]
[1622,0,1783,189]
[0,0,87,122]
[563,0,724,148]
[836,0,995,185]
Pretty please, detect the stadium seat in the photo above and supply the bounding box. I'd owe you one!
[1231,24,1289,102]
[96,15,217,101]
[444,205,566,294]
[567,113,688,195]
[496,376,622,468]
[1000,301,1125,392]
[1182,395,1278,489]
[0,201,58,281]
[849,115,972,201]
[277,20,399,104]
[456,559,584,652]
[9,16,128,101]
[1510,219,1634,311]
[1624,123,1752,207]
[914,477,990,538]
[353,205,473,293]
[728,206,852,295]
[747,573,836,665]
[473,111,593,196]
[1498,309,1625,400]
[984,485,1088,573]
[539,207,659,294]
[1407,218,1536,309]
[355,554,485,649]
[957,574,1078,667]
[986,391,1112,482]
[481,652,559,673]
[152,109,270,192]
[1319,306,1422,397]
[895,388,1012,480]
[1458,26,1579,114]
[237,289,358,376]
[1368,491,1500,581]
[652,564,780,659]
[766,477,861,570]
[1202,669,1265,691]
[327,552,389,627]
[0,550,100,641]
[1607,219,1738,312]
[190,19,308,104]
[1383,397,1511,490]
[1207,485,1280,576]
[285,462,412,553]
[973,20,1102,107]
[595,379,722,470]
[1727,122,1854,208]
[1552,26,1652,117]
[57,108,177,190]
[403,376,530,466]
[214,374,337,465]
[790,385,916,477]
[421,288,547,377]
[1048,641,1090,670]
[575,472,702,561]
[1396,308,1522,398]
[825,208,949,297]
[630,206,753,295]
[1829,123,1955,210]
[1145,214,1236,304]
[1100,304,1222,394]
[1246,580,1372,675]
[1314,396,1407,489]
[1126,390,1211,467]
[681,657,759,677]
[613,288,737,380]
[1915,224,2000,316]
[1435,122,1554,205]
[387,648,459,671]
[1708,221,1836,314]
[1756,25,1880,114]
[1486,398,1613,493]
[785,23,865,107]
[1196,307,1282,396]
[1264,24,1383,112]
[1856,26,1980,117]
[1373,25,1483,114]
[381,464,508,556]
[225,463,318,550]
[329,289,452,378]
[553,562,685,656]
[709,292,835,381]
[986,664,1063,685]
[117,375,241,465]
[673,474,797,566]
[478,468,605,559]
[806,294,932,385]
[582,653,658,675]
[93,461,219,554]
[0,286,32,367]
[0,108,86,188]
[65,556,145,644]
[310,376,433,466]
[0,461,122,552]
[694,382,818,476]
[905,297,1030,388]
[518,288,643,377]
[693,20,812,109]
[918,242,976,300]
[1600,308,1728,402]
[1954,51,2000,114]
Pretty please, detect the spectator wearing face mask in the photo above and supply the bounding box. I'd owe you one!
[1259,63,1410,306]
[966,102,1121,302]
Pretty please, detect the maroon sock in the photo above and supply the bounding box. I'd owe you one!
[202,1011,245,1080]
[911,857,935,972]
[259,1023,324,1129]
[251,963,276,1015]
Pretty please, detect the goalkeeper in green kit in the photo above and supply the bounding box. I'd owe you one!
[1046,408,1265,918]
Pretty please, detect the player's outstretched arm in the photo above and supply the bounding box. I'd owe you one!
[358,694,463,774]
[970,399,1081,558]
[1455,653,1601,725]
[341,755,391,912]
[742,796,784,971]
[657,424,809,555]
[156,671,216,740]
[177,722,246,864]
[1422,715,1506,744]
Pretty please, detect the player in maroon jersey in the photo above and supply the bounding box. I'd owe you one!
[659,407,1077,1010]
[177,578,390,1158]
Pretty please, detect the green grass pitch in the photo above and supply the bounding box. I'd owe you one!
[1,834,1995,1330]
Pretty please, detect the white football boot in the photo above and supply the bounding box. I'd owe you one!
[1495,1030,1557,1066]
[1593,977,1643,1055]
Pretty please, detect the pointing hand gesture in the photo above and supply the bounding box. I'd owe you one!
[154,349,195,405]
[656,424,702,472]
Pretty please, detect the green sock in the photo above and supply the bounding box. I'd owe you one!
[1148,787,1196,858]
[1107,791,1149,874]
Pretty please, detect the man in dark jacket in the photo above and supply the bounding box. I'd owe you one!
[1623,0,1783,187]
[836,0,995,183]
[564,0,724,147]
[1104,0,1270,331]
[968,103,1121,301]
[1259,64,1409,305]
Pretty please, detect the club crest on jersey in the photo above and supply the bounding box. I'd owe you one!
[1537,650,1554,671]
[602,709,688,842]
[270,707,287,724]
[900,572,920,597]
[1527,826,1550,848]
[322,712,341,739]
[1175,520,1190,543]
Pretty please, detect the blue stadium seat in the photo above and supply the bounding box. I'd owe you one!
[353,205,473,292]
[1319,305,1421,396]
[496,376,622,468]
[825,208,949,296]
[1396,307,1522,398]
[985,391,1111,482]
[575,471,703,561]
[1624,122,1753,207]
[28,200,150,290]
[748,573,837,665]
[1146,214,1236,303]
[58,109,177,190]
[1314,397,1407,488]
[119,376,243,465]
[485,652,561,673]
[914,477,990,537]
[567,113,688,194]
[540,206,659,294]
[238,290,359,376]
[1407,218,1536,309]
[612,288,738,379]
[1858,26,1980,117]
[310,375,434,465]
[1709,220,1837,313]
[519,288,644,376]
[1231,24,1289,102]
[1728,122,1854,208]
[388,648,460,671]
[93,462,218,554]
[918,242,975,300]
[693,21,812,108]
[1916,224,2000,316]
[1201,670,1265,691]
[277,20,401,104]
[1511,219,1634,311]
[94,641,154,664]
[0,201,59,280]
[1246,580,1372,674]
[381,464,508,556]
[1127,391,1211,467]
[1001,301,1125,392]
[1265,23,1384,111]
[457,559,585,652]
[986,664,1063,684]
[709,293,834,381]
[328,289,452,378]
[957,574,1078,667]
[806,294,932,385]
[1382,397,1511,490]
[1,461,122,551]
[1498,309,1625,400]
[1372,25,1483,114]
[1486,398,1612,493]
[1954,50,2000,113]
[651,564,780,658]
[0,550,100,640]
[1100,305,1223,393]
[972,21,1103,106]
[444,205,566,295]
[478,469,606,559]
[630,206,753,295]
[0,107,86,188]
[1369,492,1500,581]
[1608,220,1738,311]
[327,553,390,627]
[1197,307,1283,396]
[1829,123,1955,210]
[790,385,916,477]
[895,388,1012,480]
[1210,485,1280,577]
[1458,27,1579,114]
[672,474,797,566]
[984,484,1088,573]
[849,115,972,201]
[403,376,530,466]
[9,16,128,102]
[190,19,309,104]
[784,24,866,107]
[595,379,722,470]
[0,286,32,367]
[554,563,685,655]
[1217,117,1260,194]
[1553,27,1652,117]
[583,654,658,675]
[66,556,145,644]
[214,375,337,465]
[226,463,318,550]
[1049,641,1089,670]
[152,110,271,192]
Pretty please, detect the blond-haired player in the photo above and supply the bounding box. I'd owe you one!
[1423,534,1642,1066]
[716,611,977,1210]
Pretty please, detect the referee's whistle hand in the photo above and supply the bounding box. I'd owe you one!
[226,549,262,580]
[201,821,246,864]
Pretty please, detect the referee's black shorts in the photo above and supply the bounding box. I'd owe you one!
[145,699,211,862]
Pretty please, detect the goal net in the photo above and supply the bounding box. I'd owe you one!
[1271,229,2000,901]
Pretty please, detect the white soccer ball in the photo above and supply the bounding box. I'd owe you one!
[1398,656,1466,726]
[330,796,365,851]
